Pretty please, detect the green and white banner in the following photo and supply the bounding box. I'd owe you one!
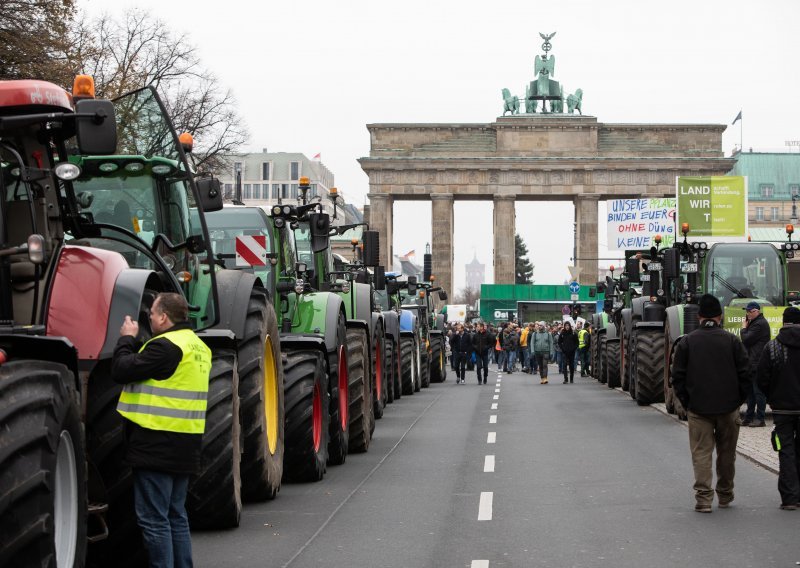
[676,176,747,239]
[723,306,785,340]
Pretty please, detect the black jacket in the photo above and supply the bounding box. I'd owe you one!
[558,329,579,354]
[472,329,495,354]
[502,331,519,351]
[111,322,204,475]
[451,331,473,354]
[740,313,771,375]
[757,325,800,414]
[671,322,750,415]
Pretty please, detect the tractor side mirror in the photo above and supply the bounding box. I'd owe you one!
[75,99,117,155]
[438,290,447,301]
[596,281,607,293]
[362,230,380,267]
[196,177,223,212]
[663,248,680,279]
[309,212,330,253]
[625,257,641,283]
[618,277,630,292]
[407,275,417,296]
[386,280,399,294]
[374,265,386,291]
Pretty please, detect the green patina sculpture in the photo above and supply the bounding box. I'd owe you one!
[500,31,584,116]
[502,88,520,115]
[567,89,583,114]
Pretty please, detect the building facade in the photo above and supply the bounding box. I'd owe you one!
[465,254,485,291]
[727,152,800,228]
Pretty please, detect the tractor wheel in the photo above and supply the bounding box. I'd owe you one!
[429,336,445,383]
[84,360,145,568]
[372,328,387,420]
[606,341,621,388]
[597,335,607,384]
[187,349,242,529]
[327,314,350,466]
[238,289,284,502]
[633,329,665,406]
[0,361,87,568]
[420,346,431,389]
[400,336,416,396]
[628,329,639,399]
[282,349,329,482]
[621,325,631,391]
[385,339,396,404]
[347,327,372,453]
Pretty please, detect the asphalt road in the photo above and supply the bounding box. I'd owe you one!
[193,366,800,568]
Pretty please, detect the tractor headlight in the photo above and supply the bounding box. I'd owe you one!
[54,162,81,181]
[342,281,350,294]
[294,279,305,295]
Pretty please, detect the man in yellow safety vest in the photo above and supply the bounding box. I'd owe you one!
[112,292,211,567]
[577,323,591,377]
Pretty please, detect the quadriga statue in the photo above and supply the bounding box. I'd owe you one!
[502,88,520,116]
[567,89,583,115]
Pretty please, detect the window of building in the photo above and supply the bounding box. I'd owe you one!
[755,207,764,221]
[790,184,800,198]
[760,184,774,198]
[252,183,261,199]
[224,183,233,192]
[290,161,299,181]
[261,162,270,181]
[272,184,280,199]
[291,184,298,199]
[281,184,289,199]
[243,184,251,199]
[771,206,780,221]
[310,184,317,198]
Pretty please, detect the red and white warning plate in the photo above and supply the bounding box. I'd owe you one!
[235,236,267,267]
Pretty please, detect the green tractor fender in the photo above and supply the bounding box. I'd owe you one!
[213,269,260,341]
[606,320,619,341]
[340,282,373,332]
[664,304,684,344]
[291,291,346,355]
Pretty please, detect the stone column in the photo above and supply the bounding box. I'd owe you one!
[367,193,393,269]
[430,193,454,299]
[493,195,516,284]
[574,195,600,285]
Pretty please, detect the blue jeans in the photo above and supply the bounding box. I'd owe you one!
[133,468,194,568]
[504,350,516,371]
[475,350,490,381]
[521,349,530,371]
[745,380,766,422]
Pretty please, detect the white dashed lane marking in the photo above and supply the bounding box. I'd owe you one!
[489,415,497,424]
[484,455,495,472]
[487,432,496,444]
[478,492,493,520]
[493,394,499,400]
[494,388,500,393]
[491,403,498,410]
[471,560,489,568]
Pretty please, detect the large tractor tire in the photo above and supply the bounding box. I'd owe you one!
[620,325,632,392]
[385,339,396,404]
[0,361,87,568]
[84,361,145,568]
[633,329,665,406]
[372,328,387,420]
[347,327,372,453]
[187,349,242,529]
[420,347,431,389]
[327,314,350,466]
[400,336,416,396]
[429,336,445,383]
[590,330,599,379]
[597,335,607,384]
[282,349,329,482]
[238,289,284,502]
[393,338,404,401]
[606,341,621,388]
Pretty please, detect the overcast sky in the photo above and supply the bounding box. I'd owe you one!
[83,0,800,290]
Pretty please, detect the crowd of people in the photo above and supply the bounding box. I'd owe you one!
[445,319,592,385]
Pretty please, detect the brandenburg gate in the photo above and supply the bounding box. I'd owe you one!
[359,37,735,298]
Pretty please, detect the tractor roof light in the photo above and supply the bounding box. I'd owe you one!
[27,234,44,264]
[654,234,662,245]
[787,224,795,240]
[72,75,95,100]
[351,238,359,246]
[681,223,690,236]
[176,271,192,283]
[430,275,436,282]
[179,132,194,153]
[299,176,310,187]
[0,348,7,365]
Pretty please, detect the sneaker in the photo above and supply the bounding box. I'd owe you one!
[563,380,568,384]
[695,505,712,513]
[718,499,733,509]
[780,504,797,511]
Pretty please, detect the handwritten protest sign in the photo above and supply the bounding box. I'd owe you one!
[606,198,676,251]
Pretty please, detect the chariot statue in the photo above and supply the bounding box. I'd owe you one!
[502,88,520,115]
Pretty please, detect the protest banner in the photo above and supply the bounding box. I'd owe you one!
[676,176,747,239]
[606,198,676,251]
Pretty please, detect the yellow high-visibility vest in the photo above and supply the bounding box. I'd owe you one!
[578,329,588,349]
[117,328,211,434]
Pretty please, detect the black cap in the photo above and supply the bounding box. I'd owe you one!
[784,307,800,325]
[698,294,722,318]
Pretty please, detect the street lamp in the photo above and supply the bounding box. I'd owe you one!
[791,186,799,226]
[234,162,242,203]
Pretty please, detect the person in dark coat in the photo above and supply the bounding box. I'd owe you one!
[501,325,520,373]
[671,294,750,513]
[471,322,495,385]
[558,321,579,383]
[741,301,771,426]
[451,324,472,384]
[757,306,800,510]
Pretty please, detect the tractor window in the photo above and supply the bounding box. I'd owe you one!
[705,243,785,307]
[204,208,275,289]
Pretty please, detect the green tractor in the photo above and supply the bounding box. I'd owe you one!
[0,79,282,567]
[662,225,799,419]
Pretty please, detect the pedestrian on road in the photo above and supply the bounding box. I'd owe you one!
[519,322,531,373]
[558,321,578,383]
[472,322,495,384]
[451,323,472,384]
[741,301,770,427]
[577,322,591,376]
[552,323,564,375]
[671,294,750,513]
[530,321,555,385]
[502,324,519,373]
[112,292,212,567]
[757,306,800,510]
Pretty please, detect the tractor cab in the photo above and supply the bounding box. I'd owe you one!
[702,242,785,308]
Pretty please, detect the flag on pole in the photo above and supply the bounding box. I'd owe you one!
[313,153,321,160]
[732,110,742,125]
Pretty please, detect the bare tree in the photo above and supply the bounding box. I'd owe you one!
[67,10,246,170]
[454,287,481,307]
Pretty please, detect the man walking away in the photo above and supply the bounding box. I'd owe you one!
[502,325,519,373]
[577,322,589,376]
[741,301,770,427]
[553,323,564,376]
[530,322,555,385]
[112,293,212,567]
[757,307,800,510]
[519,323,531,373]
[558,321,579,383]
[451,324,472,384]
[472,322,495,385]
[671,294,750,513]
